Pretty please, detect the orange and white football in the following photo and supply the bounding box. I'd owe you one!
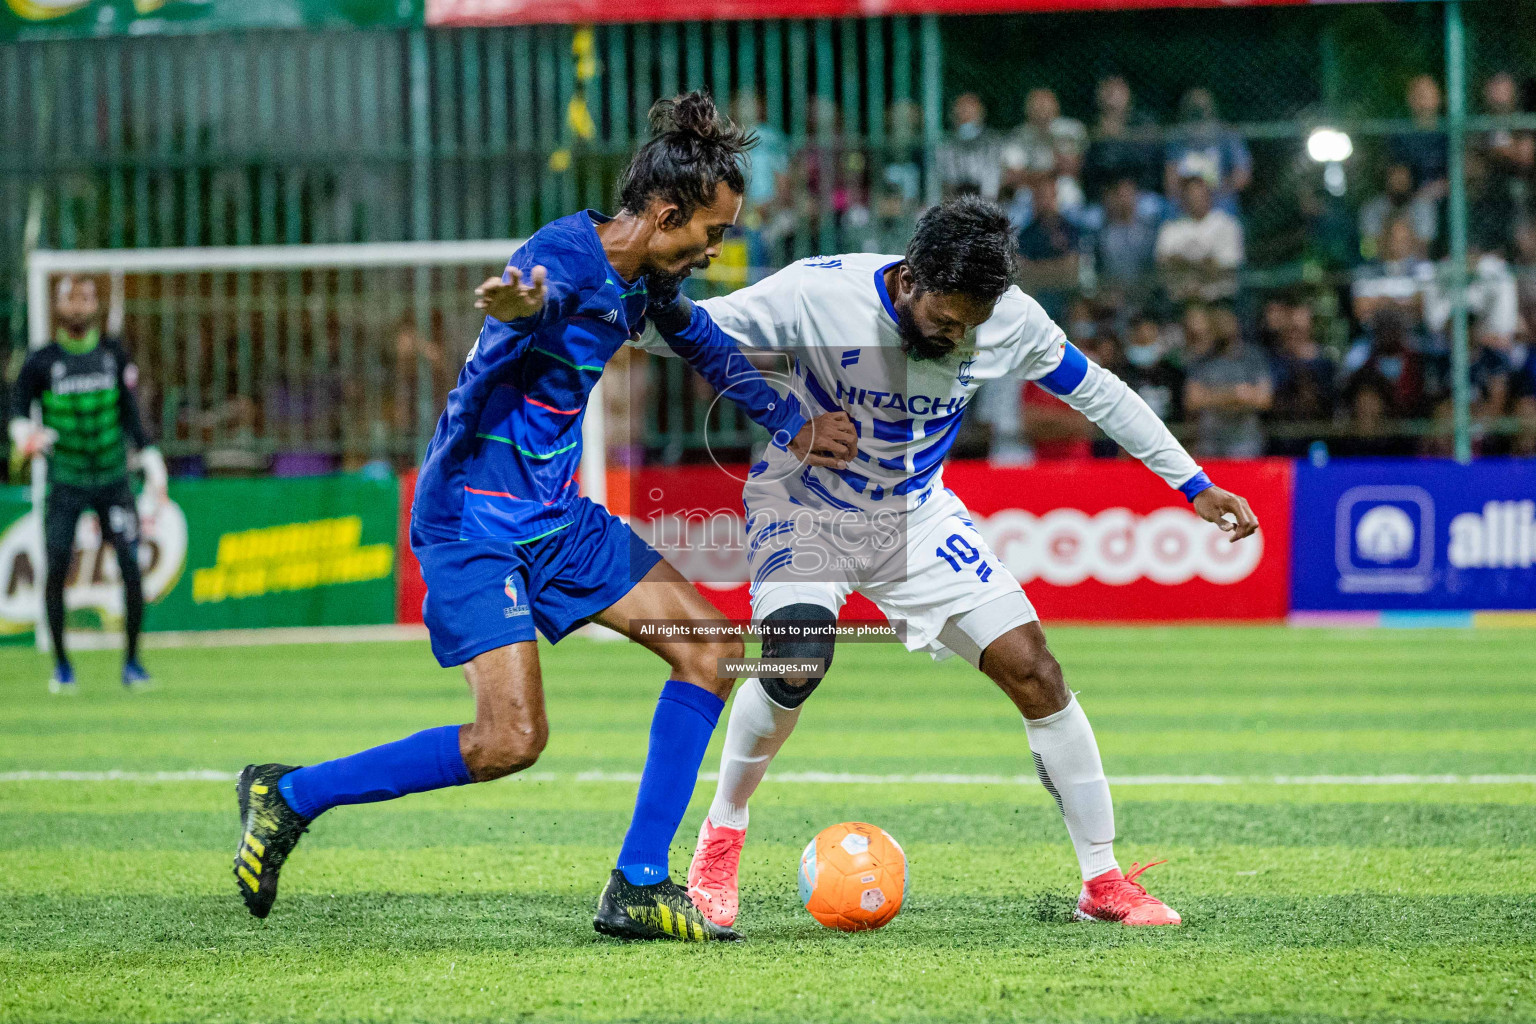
[797,821,907,931]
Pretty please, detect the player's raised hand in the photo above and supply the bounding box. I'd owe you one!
[475,266,548,323]
[7,419,57,457]
[1193,485,1259,543]
[789,411,857,470]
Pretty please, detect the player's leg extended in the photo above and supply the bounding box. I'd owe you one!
[585,558,743,940]
[42,484,84,693]
[688,601,837,926]
[99,483,149,688]
[233,642,546,919]
[979,623,1180,926]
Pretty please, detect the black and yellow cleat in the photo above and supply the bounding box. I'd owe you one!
[593,869,741,942]
[233,763,310,919]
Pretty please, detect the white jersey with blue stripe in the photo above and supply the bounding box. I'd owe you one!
[682,252,1208,518]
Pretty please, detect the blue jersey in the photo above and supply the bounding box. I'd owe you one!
[413,209,806,545]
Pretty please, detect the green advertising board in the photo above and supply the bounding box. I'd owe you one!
[0,473,399,638]
[0,485,34,644]
[2,0,419,41]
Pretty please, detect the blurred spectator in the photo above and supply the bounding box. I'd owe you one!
[1119,313,1185,422]
[1476,72,1534,204]
[1352,217,1434,331]
[1087,175,1161,298]
[1258,295,1291,351]
[1428,317,1520,456]
[1469,321,1517,424]
[1155,174,1244,303]
[1514,222,1536,342]
[1004,87,1087,220]
[880,100,925,210]
[1342,307,1429,418]
[1388,74,1449,199]
[1180,302,1217,363]
[1334,367,1417,457]
[733,91,792,267]
[1017,175,1081,320]
[735,91,789,215]
[867,100,927,253]
[1183,305,1272,457]
[1426,247,1520,347]
[1464,151,1519,257]
[791,97,871,241]
[1269,301,1338,435]
[1513,353,1536,457]
[1163,88,1251,216]
[1358,164,1439,260]
[935,93,1009,202]
[1083,75,1162,200]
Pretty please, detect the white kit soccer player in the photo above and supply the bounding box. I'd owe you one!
[642,198,1259,930]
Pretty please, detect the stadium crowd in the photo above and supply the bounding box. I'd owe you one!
[735,73,1536,462]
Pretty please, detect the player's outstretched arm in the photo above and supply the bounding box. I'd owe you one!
[648,292,854,469]
[1033,338,1257,541]
[474,266,549,323]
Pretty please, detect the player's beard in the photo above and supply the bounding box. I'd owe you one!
[646,267,690,304]
[896,304,956,362]
[57,311,96,336]
[646,256,710,306]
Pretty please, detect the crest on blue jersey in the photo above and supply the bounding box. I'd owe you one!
[957,357,977,387]
[504,574,519,605]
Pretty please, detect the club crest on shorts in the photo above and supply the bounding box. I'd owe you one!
[502,573,529,618]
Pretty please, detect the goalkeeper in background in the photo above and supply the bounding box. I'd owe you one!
[9,276,167,693]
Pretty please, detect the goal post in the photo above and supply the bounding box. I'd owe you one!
[20,239,613,647]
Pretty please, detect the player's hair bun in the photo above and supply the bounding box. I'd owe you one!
[618,90,757,221]
[648,91,732,145]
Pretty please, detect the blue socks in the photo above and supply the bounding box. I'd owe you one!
[617,680,726,885]
[273,680,724,890]
[278,724,472,820]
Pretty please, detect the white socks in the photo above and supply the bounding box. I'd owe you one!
[1023,696,1119,881]
[707,678,801,830]
[706,679,1117,882]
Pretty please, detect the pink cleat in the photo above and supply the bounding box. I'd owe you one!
[686,818,746,927]
[1076,860,1183,926]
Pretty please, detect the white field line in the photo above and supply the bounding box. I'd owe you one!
[2,770,1534,786]
[59,624,430,652]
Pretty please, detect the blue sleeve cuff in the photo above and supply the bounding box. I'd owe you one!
[1179,470,1214,502]
[769,404,807,450]
[1037,341,1090,396]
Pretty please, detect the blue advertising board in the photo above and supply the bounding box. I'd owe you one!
[1292,459,1536,611]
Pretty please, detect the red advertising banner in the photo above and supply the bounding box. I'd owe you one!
[632,458,1292,623]
[396,469,427,625]
[430,0,1418,27]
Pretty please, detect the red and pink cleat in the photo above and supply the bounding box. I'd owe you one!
[686,818,746,928]
[1076,860,1182,926]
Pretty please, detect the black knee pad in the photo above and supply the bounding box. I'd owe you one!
[758,603,837,709]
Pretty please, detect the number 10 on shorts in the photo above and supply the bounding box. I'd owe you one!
[936,533,993,582]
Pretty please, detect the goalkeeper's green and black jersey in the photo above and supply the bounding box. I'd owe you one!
[13,330,151,487]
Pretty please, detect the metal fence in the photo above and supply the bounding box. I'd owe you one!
[5,2,1536,471]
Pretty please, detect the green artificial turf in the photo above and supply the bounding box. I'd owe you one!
[1,627,1533,1023]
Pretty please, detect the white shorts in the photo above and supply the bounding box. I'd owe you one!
[744,485,1038,668]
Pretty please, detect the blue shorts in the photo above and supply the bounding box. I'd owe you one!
[411,497,663,667]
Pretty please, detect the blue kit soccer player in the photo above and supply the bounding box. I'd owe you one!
[232,92,856,941]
